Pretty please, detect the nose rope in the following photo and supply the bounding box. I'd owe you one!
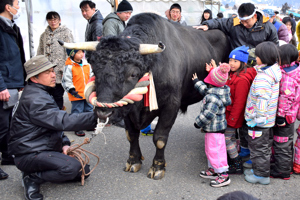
[84,73,150,107]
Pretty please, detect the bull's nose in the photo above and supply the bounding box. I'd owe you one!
[96,110,113,120]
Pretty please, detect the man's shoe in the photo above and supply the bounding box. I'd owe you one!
[270,169,290,180]
[75,130,85,137]
[0,168,8,180]
[141,129,154,136]
[199,168,218,179]
[210,173,231,187]
[243,159,252,168]
[244,169,254,176]
[245,174,270,185]
[23,173,44,200]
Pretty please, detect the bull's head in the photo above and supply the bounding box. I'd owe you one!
[59,37,165,124]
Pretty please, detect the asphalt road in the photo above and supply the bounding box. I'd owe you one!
[1,95,300,200]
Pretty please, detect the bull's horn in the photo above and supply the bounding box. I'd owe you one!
[139,42,166,55]
[58,40,99,51]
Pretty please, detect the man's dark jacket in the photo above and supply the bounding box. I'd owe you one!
[0,18,26,91]
[202,11,279,50]
[85,9,103,61]
[8,81,97,156]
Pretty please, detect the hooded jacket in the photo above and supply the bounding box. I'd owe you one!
[8,81,97,156]
[37,25,74,83]
[62,57,94,101]
[226,68,257,128]
[245,63,282,128]
[277,62,300,124]
[202,11,279,50]
[272,19,289,43]
[102,12,125,37]
[0,16,26,91]
[193,80,231,133]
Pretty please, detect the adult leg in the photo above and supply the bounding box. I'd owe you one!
[0,101,14,165]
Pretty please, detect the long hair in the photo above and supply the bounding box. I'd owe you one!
[232,62,250,76]
[200,9,212,24]
[279,44,298,66]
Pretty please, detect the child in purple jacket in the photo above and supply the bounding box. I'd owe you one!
[272,44,300,179]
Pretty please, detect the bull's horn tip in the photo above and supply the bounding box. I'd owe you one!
[158,41,165,49]
[58,40,64,46]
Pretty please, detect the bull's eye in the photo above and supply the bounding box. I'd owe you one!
[131,73,138,78]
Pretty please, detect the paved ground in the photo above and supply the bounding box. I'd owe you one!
[1,95,300,200]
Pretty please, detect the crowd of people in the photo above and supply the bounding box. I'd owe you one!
[1,0,300,199]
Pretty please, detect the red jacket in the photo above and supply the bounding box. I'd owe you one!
[225,68,257,128]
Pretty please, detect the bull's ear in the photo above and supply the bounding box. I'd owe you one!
[139,42,165,55]
[57,40,99,51]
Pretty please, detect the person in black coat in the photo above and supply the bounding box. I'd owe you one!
[8,55,97,200]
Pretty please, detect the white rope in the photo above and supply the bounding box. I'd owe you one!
[93,118,109,144]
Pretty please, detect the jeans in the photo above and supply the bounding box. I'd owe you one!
[0,101,13,158]
[71,100,93,114]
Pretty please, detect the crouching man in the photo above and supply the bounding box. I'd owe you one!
[8,55,97,200]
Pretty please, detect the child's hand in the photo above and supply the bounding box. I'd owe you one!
[211,59,217,68]
[205,63,212,72]
[192,73,198,80]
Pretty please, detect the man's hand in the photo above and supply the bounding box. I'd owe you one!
[69,88,83,99]
[192,25,208,31]
[192,73,198,80]
[0,89,10,101]
[62,145,70,155]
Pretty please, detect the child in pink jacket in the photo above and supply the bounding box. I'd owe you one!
[272,44,300,179]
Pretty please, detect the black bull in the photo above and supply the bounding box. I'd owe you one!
[89,13,230,180]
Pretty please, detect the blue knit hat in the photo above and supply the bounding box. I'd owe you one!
[229,45,249,64]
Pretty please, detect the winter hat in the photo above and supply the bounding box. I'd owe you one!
[170,3,181,12]
[204,63,230,87]
[263,9,275,18]
[117,0,133,13]
[66,48,79,60]
[229,45,249,63]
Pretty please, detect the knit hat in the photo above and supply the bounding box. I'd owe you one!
[229,45,249,64]
[66,48,79,60]
[170,3,181,12]
[204,63,230,87]
[263,9,275,17]
[117,0,133,13]
[24,55,56,81]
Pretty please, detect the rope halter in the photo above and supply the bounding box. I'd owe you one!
[84,73,150,108]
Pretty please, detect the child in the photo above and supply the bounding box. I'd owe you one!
[272,44,300,179]
[207,46,257,174]
[243,41,282,185]
[192,63,231,187]
[62,49,94,137]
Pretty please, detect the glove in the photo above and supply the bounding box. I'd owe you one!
[255,117,268,125]
[69,88,83,99]
[276,116,286,127]
[194,123,201,129]
[246,119,257,128]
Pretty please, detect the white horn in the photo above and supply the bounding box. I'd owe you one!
[58,40,99,51]
[139,42,166,55]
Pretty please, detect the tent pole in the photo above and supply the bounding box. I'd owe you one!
[24,0,34,58]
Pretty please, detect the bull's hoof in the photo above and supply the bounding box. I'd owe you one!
[124,162,142,173]
[147,166,166,180]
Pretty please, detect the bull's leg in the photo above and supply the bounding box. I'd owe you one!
[123,117,143,173]
[147,108,178,180]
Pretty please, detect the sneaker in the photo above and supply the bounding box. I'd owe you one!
[0,168,8,180]
[210,173,231,187]
[243,160,252,168]
[75,130,85,137]
[270,169,290,180]
[199,168,218,179]
[244,169,254,176]
[227,156,243,174]
[245,174,270,185]
[141,129,154,136]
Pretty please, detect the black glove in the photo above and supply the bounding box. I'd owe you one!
[276,116,286,127]
[69,88,83,99]
[194,123,201,129]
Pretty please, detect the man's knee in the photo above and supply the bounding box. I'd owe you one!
[59,157,82,180]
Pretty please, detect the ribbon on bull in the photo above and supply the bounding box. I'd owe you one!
[84,72,158,111]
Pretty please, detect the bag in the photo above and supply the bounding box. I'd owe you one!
[3,89,19,109]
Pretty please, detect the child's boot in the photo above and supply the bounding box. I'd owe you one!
[243,159,252,168]
[245,174,270,185]
[227,156,243,174]
[270,168,290,180]
[210,172,231,187]
[239,147,250,161]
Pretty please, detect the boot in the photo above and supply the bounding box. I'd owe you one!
[227,156,243,174]
[23,173,44,200]
[238,147,250,161]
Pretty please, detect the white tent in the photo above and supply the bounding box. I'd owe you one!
[17,0,220,60]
